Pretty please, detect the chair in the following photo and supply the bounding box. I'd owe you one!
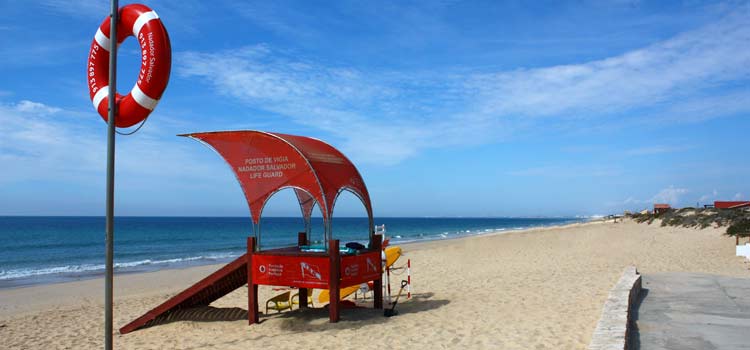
[354,282,374,300]
[265,291,292,314]
[291,288,314,309]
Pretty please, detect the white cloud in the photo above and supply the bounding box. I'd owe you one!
[652,89,750,123]
[0,40,88,67]
[733,192,745,200]
[14,100,62,114]
[651,186,689,205]
[228,3,311,39]
[506,165,621,178]
[698,189,718,203]
[178,5,750,164]
[178,46,488,164]
[623,145,692,156]
[0,100,221,186]
[39,0,109,19]
[0,101,100,183]
[465,7,750,119]
[617,185,689,208]
[36,0,208,33]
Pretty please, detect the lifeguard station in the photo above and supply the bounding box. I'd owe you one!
[120,130,383,333]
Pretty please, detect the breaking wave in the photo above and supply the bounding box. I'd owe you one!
[0,253,238,281]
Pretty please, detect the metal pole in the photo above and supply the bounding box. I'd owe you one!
[105,0,118,349]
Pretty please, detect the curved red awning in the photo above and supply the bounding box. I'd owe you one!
[182,130,373,235]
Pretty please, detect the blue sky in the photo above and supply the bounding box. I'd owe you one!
[1,0,748,217]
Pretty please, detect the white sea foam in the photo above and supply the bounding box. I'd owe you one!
[0,253,239,280]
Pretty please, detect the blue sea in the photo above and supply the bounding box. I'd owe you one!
[0,216,585,288]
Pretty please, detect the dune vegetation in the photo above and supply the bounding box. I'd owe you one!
[628,207,750,239]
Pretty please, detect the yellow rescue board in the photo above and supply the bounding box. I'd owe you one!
[317,246,402,304]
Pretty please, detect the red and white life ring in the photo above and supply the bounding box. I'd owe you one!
[87,4,171,128]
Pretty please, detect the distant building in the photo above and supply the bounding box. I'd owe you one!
[714,201,750,209]
[654,203,671,214]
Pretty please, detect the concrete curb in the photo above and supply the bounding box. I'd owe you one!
[588,266,642,350]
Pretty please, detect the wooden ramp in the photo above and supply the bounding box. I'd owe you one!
[119,254,248,334]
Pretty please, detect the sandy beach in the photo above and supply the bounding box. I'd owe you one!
[1,219,747,349]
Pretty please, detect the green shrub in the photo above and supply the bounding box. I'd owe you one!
[726,219,750,238]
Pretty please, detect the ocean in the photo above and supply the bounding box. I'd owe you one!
[0,216,584,288]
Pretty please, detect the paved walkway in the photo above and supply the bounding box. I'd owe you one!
[634,272,750,350]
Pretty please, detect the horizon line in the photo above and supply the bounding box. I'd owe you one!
[0,215,590,219]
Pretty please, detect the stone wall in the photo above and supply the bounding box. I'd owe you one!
[588,266,642,350]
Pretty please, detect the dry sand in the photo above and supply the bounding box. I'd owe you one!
[1,219,748,349]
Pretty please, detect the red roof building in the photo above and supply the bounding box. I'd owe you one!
[654,203,671,214]
[714,201,750,209]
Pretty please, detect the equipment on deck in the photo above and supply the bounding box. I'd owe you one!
[317,245,402,304]
[266,291,292,314]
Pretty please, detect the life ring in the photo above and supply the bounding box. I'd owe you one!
[87,4,171,128]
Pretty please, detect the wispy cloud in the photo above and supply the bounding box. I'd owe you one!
[651,89,750,123]
[698,189,718,203]
[14,100,62,114]
[228,2,316,39]
[475,6,749,121]
[465,6,750,119]
[0,101,101,183]
[623,145,692,156]
[620,185,689,207]
[38,0,109,19]
[506,165,622,178]
[178,45,488,164]
[0,40,89,68]
[0,100,219,186]
[651,186,689,204]
[178,5,750,164]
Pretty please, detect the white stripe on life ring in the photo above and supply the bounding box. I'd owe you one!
[92,86,109,109]
[95,28,111,52]
[131,84,158,110]
[132,11,159,38]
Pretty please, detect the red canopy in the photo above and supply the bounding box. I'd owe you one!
[182,130,374,241]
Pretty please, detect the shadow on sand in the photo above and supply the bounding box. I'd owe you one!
[142,291,448,334]
[146,306,248,327]
[271,292,450,332]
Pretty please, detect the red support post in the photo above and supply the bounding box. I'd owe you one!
[407,259,411,299]
[329,239,340,322]
[247,237,258,325]
[297,232,308,309]
[372,234,383,309]
[386,267,392,297]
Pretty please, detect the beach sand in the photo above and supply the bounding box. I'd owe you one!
[1,219,747,349]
